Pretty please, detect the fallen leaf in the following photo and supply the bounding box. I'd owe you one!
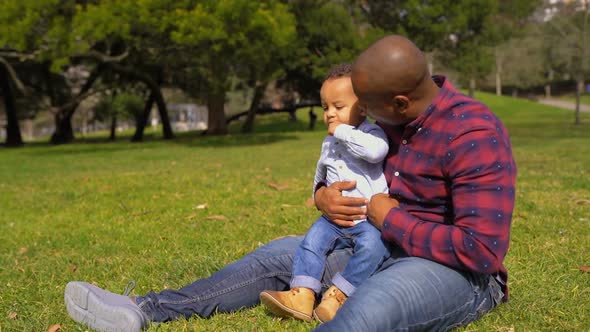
[268,182,288,191]
[185,213,198,220]
[264,167,271,172]
[68,265,77,273]
[206,215,228,221]
[281,204,293,207]
[18,247,28,255]
[47,324,61,332]
[195,203,208,209]
[8,312,17,319]
[574,198,590,205]
[580,266,590,273]
[305,198,315,207]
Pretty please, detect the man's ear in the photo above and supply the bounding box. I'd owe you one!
[359,105,367,116]
[392,96,410,114]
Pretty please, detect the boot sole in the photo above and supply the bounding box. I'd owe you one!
[259,292,312,322]
[313,309,326,323]
[64,281,143,332]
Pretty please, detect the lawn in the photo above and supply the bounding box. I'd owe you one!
[1,93,589,331]
[558,92,590,106]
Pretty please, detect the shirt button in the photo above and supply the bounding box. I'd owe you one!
[402,139,408,145]
[394,171,400,177]
[338,153,342,158]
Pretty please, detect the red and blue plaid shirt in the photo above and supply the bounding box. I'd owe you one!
[378,75,516,300]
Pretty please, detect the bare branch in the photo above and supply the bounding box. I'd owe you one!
[0,56,31,96]
[0,50,41,61]
[73,49,129,63]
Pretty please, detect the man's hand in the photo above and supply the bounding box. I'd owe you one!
[367,193,400,230]
[314,181,367,227]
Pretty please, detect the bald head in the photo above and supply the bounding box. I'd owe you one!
[352,35,429,98]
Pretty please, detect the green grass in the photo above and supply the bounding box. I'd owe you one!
[557,92,590,106]
[1,94,589,331]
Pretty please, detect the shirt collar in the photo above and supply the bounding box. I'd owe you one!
[406,75,456,130]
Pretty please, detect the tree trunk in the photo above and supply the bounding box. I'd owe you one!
[495,72,502,96]
[107,63,174,139]
[206,90,228,135]
[50,65,102,144]
[50,111,75,144]
[575,78,584,125]
[109,114,117,140]
[242,83,266,133]
[288,109,297,122]
[308,108,317,130]
[131,92,155,142]
[0,65,23,147]
[495,47,502,96]
[153,87,174,139]
[545,69,554,98]
[469,78,476,98]
[512,88,518,97]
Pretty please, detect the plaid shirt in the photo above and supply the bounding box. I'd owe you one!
[379,75,516,300]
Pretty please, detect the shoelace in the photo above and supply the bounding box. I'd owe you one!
[122,280,137,296]
[325,288,346,304]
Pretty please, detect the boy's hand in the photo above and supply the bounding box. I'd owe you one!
[315,181,367,227]
[367,193,400,230]
[327,121,342,136]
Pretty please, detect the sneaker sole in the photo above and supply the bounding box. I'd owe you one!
[64,282,143,332]
[259,292,312,322]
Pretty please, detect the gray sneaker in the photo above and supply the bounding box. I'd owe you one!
[65,281,149,332]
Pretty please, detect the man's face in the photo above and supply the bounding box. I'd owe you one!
[320,77,366,133]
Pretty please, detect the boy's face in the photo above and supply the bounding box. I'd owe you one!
[320,76,366,134]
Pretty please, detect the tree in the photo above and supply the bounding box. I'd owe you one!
[491,0,542,96]
[169,0,296,135]
[0,62,23,146]
[494,31,546,96]
[281,0,370,100]
[94,92,144,140]
[543,1,589,124]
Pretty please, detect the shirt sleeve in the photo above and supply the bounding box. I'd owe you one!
[381,127,516,274]
[333,124,389,164]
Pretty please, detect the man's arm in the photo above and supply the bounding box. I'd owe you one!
[333,124,389,163]
[377,128,516,274]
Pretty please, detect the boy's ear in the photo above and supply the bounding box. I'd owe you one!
[392,95,410,114]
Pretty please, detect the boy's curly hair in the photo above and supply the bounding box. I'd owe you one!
[324,63,352,81]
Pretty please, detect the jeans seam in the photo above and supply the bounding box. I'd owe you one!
[156,254,294,306]
[401,297,476,331]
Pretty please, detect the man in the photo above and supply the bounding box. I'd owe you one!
[65,35,515,331]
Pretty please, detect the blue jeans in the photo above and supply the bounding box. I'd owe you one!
[136,236,504,331]
[292,216,390,296]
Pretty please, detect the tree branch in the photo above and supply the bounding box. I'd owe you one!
[72,49,129,63]
[0,56,31,96]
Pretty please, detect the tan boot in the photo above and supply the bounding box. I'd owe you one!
[259,287,315,321]
[313,285,348,323]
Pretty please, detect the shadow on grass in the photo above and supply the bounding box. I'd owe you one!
[10,117,317,157]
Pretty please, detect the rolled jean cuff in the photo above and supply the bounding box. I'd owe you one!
[332,272,356,297]
[291,275,322,294]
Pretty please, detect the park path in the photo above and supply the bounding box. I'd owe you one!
[538,99,590,113]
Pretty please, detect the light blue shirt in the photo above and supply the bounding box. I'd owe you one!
[313,119,389,222]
